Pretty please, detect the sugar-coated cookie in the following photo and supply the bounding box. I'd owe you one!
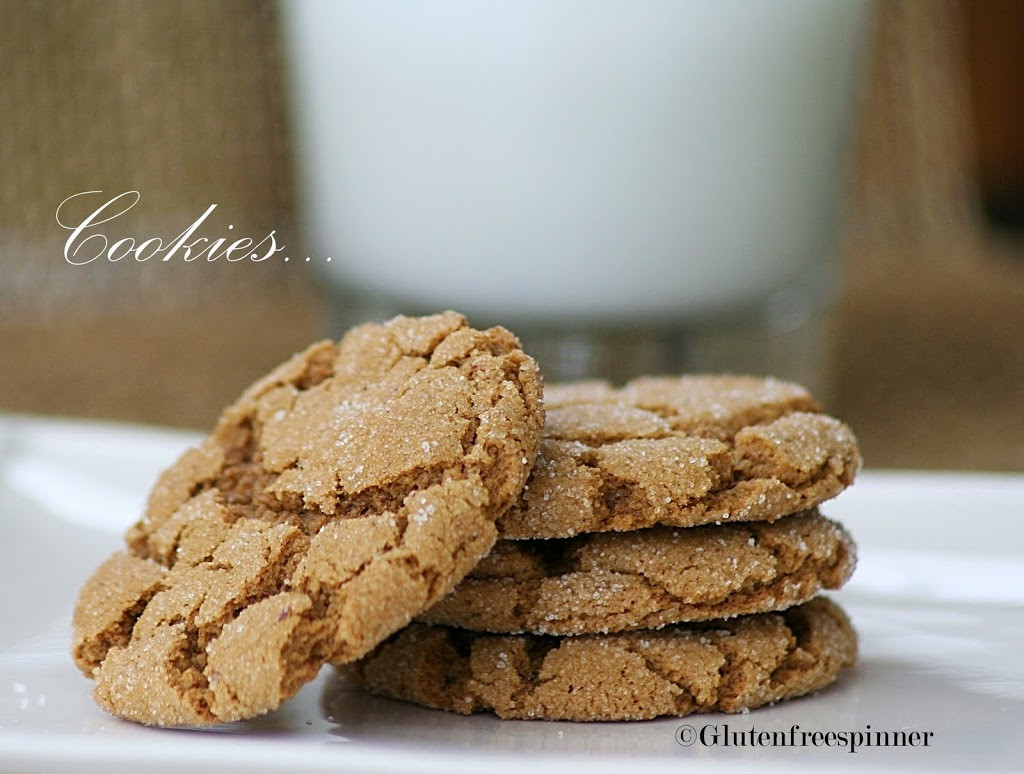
[71,312,544,726]
[498,376,860,539]
[419,510,855,635]
[360,597,857,721]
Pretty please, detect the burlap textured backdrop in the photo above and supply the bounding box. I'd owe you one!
[1,0,1022,469]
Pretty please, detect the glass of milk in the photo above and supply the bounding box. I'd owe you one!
[280,1,871,386]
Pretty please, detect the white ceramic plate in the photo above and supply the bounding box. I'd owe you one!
[1,415,1022,773]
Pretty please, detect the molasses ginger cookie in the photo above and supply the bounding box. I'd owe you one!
[71,311,544,726]
[418,510,856,635]
[360,597,857,721]
[498,375,861,539]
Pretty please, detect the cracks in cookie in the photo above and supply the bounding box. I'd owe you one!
[710,603,847,710]
[523,535,585,577]
[162,615,215,722]
[501,634,560,709]
[119,522,315,721]
[186,476,211,504]
[460,365,538,512]
[825,532,857,586]
[766,603,826,692]
[395,553,439,597]
[214,327,532,542]
[88,321,544,724]
[633,400,814,443]
[335,465,448,522]
[445,627,477,660]
[508,586,539,624]
[372,597,853,720]
[152,418,288,563]
[512,439,730,537]
[621,640,704,711]
[731,416,860,493]
[210,416,338,539]
[701,625,766,712]
[280,616,333,699]
[435,563,778,635]
[441,536,494,604]
[732,460,842,499]
[586,461,719,535]
[215,420,285,516]
[388,628,478,714]
[525,635,559,677]
[753,519,854,592]
[429,515,853,635]
[74,577,167,674]
[293,345,337,392]
[504,401,859,539]
[597,473,634,524]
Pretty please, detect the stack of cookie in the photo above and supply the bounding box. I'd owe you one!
[70,313,860,728]
[360,375,861,720]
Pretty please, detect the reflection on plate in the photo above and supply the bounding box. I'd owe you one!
[1,416,1022,773]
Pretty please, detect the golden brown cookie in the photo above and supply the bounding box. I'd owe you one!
[498,375,860,539]
[418,510,855,635]
[71,311,544,726]
[359,597,857,721]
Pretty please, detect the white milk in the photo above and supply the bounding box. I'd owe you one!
[281,1,870,324]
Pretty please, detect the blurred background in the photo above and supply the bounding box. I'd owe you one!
[1,0,1022,471]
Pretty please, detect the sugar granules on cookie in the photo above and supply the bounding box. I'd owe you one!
[361,375,861,721]
[71,312,544,726]
[70,325,862,726]
[360,598,858,721]
[418,510,856,635]
[498,375,860,539]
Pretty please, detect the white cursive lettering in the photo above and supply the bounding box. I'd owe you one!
[56,191,286,265]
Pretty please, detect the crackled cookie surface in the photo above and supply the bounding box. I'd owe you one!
[419,510,855,635]
[360,597,857,721]
[498,375,861,539]
[71,311,544,726]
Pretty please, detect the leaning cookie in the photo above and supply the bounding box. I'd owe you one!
[71,311,544,726]
[498,375,861,539]
[418,510,855,635]
[360,597,857,721]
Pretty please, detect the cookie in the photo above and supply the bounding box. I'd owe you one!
[359,597,856,721]
[71,311,544,726]
[498,375,860,539]
[418,510,855,635]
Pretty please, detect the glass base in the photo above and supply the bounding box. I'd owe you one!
[324,288,832,401]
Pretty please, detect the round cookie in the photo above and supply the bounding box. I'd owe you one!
[418,510,856,635]
[359,597,857,721]
[71,311,544,726]
[498,375,861,539]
